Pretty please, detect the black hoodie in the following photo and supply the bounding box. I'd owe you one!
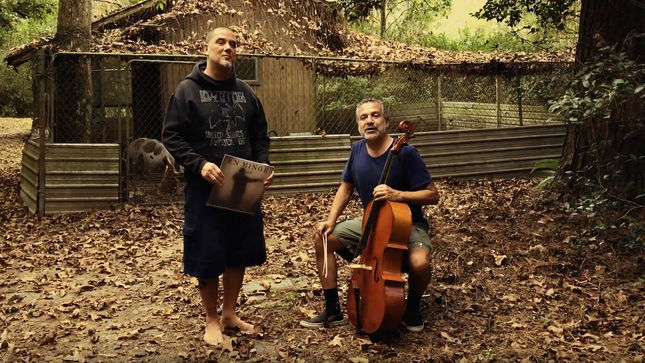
[162,61,270,188]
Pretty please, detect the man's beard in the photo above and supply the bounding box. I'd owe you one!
[219,59,233,70]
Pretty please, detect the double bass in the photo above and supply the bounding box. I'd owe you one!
[346,120,415,334]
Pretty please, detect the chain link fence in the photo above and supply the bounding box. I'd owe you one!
[40,52,573,202]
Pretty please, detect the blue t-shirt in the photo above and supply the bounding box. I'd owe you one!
[342,139,432,227]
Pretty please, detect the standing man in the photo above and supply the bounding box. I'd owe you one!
[163,27,273,345]
[299,98,439,332]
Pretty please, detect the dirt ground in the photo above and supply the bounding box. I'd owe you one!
[0,118,643,362]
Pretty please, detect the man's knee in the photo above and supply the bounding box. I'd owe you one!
[313,233,344,257]
[198,277,218,290]
[313,233,324,254]
[408,249,430,272]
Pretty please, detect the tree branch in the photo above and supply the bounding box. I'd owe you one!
[93,0,123,6]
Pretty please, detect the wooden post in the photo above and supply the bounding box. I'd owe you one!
[38,93,49,217]
[495,76,501,128]
[436,74,442,131]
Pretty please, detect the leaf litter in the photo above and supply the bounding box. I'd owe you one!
[0,120,643,361]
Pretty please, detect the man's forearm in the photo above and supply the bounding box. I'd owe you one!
[393,183,439,205]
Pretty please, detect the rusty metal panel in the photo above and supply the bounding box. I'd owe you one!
[43,143,120,214]
[268,125,565,193]
[268,134,351,194]
[20,140,40,213]
[27,126,565,209]
[413,125,566,178]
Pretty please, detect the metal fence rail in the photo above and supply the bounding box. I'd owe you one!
[43,52,573,142]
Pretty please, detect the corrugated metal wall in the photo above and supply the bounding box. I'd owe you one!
[416,125,566,178]
[20,143,122,214]
[20,140,39,213]
[19,125,565,213]
[269,134,351,193]
[268,124,566,193]
[43,143,120,213]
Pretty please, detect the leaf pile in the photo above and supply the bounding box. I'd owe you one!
[8,0,574,69]
[1,119,643,361]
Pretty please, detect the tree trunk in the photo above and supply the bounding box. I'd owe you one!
[53,0,93,142]
[380,0,386,38]
[560,0,645,200]
[55,0,91,51]
[576,0,644,64]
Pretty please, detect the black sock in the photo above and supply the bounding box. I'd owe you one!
[323,288,341,315]
[406,291,422,314]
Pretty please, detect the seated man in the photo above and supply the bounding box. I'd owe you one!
[300,98,439,332]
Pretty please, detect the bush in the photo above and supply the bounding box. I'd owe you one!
[0,62,33,116]
[0,11,56,117]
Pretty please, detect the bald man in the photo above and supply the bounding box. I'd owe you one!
[163,27,273,345]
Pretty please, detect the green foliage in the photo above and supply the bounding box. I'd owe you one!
[0,64,32,116]
[421,29,533,52]
[317,69,435,111]
[548,44,645,202]
[349,0,576,53]
[0,5,56,116]
[337,0,382,22]
[344,0,451,38]
[472,0,579,52]
[562,186,644,250]
[474,0,578,31]
[530,158,558,188]
[625,222,645,249]
[0,0,55,41]
[549,46,645,123]
[484,348,495,361]
[531,158,559,173]
[506,65,573,106]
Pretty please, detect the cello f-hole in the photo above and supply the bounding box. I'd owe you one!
[372,257,380,283]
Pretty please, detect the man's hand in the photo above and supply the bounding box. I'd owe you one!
[373,184,402,202]
[201,162,224,186]
[316,220,336,237]
[263,168,274,187]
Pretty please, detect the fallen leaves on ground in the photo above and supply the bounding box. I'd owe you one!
[0,123,643,361]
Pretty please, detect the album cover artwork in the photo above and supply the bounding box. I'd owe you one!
[207,154,273,214]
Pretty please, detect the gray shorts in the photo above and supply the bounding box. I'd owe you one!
[331,217,431,261]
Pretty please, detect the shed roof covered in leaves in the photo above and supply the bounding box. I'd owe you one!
[5,0,574,68]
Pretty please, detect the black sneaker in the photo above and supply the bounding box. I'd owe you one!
[299,311,346,328]
[403,309,424,332]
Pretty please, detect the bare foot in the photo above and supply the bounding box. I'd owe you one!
[204,316,223,345]
[220,314,255,334]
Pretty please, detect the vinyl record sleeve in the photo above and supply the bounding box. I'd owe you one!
[207,154,273,214]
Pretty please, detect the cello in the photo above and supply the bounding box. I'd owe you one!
[346,120,415,334]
